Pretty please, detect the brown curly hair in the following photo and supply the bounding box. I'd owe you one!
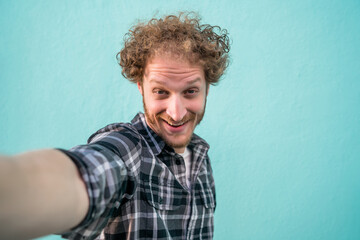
[117,12,230,85]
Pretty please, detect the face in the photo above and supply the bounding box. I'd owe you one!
[138,54,208,153]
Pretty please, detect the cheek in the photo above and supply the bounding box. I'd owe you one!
[144,97,165,115]
[187,98,206,113]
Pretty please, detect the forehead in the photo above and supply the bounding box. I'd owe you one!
[144,55,205,85]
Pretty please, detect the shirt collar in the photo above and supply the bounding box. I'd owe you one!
[131,112,210,156]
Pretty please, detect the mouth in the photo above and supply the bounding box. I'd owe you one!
[161,118,190,132]
[163,120,186,128]
[165,120,186,127]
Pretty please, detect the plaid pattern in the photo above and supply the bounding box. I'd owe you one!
[59,113,216,240]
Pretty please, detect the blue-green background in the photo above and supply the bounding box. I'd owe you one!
[1,0,359,239]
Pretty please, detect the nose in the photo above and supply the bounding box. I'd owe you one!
[166,95,187,122]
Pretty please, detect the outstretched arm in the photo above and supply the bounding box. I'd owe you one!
[0,149,89,240]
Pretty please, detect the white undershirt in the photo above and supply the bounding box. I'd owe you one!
[178,147,192,188]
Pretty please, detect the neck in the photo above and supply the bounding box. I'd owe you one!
[174,147,186,154]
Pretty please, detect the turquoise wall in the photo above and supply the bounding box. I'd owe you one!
[1,0,360,239]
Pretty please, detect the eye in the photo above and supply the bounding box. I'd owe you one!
[153,89,169,96]
[184,88,199,97]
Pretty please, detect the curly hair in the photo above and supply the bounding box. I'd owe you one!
[117,12,230,85]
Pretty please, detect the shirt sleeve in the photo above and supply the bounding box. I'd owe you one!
[57,130,140,240]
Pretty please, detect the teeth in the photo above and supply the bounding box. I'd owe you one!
[167,122,184,127]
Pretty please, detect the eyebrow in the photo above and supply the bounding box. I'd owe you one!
[149,78,201,85]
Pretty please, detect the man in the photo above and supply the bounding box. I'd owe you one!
[0,13,230,239]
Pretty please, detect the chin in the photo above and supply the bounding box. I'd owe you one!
[163,122,196,148]
[164,136,191,150]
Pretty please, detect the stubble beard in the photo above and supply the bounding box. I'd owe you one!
[143,98,206,150]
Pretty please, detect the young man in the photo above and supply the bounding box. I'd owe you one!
[0,13,230,240]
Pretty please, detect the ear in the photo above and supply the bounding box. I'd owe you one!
[206,83,210,97]
[137,81,143,95]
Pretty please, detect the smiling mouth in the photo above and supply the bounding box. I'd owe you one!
[162,119,188,128]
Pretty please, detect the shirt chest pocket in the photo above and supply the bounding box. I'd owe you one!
[143,179,188,210]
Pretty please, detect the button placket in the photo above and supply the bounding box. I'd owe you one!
[172,155,188,189]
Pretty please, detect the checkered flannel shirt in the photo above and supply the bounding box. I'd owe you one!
[59,113,216,240]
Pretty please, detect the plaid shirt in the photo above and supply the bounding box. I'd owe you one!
[59,113,216,240]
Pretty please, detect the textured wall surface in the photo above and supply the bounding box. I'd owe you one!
[1,0,360,239]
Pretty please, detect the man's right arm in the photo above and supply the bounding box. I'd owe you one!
[0,149,89,240]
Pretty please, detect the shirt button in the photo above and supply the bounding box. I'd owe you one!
[175,159,181,165]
